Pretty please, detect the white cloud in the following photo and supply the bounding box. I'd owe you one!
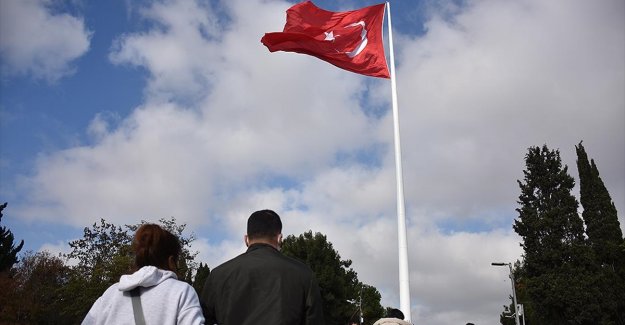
[38,240,71,256]
[38,240,79,266]
[0,0,92,82]
[109,0,220,101]
[387,0,625,224]
[10,0,625,324]
[192,237,244,269]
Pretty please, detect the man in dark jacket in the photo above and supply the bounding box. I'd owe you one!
[200,209,325,325]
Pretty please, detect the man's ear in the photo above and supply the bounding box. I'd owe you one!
[277,233,283,249]
[244,234,250,247]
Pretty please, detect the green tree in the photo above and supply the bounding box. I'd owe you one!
[282,231,383,325]
[0,202,24,272]
[62,219,134,321]
[576,141,625,324]
[193,262,210,295]
[576,142,624,269]
[360,284,385,325]
[513,145,601,325]
[0,251,73,324]
[346,284,384,325]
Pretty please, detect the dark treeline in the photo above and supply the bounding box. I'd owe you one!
[0,213,383,324]
[0,217,199,324]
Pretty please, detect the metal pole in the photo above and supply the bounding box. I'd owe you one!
[492,262,520,325]
[359,285,363,325]
[508,263,521,325]
[385,1,412,321]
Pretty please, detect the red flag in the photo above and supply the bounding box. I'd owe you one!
[261,1,389,78]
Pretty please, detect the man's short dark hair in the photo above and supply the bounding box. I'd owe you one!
[247,209,282,240]
[387,308,404,320]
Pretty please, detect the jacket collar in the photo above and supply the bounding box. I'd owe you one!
[247,242,279,252]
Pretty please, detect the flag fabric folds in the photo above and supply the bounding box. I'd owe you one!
[261,1,389,78]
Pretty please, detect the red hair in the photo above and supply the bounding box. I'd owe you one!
[132,224,181,271]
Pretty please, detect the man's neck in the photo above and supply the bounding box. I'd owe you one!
[248,238,279,250]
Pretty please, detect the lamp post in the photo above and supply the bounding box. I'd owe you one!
[492,262,520,325]
[358,285,363,325]
[347,286,363,325]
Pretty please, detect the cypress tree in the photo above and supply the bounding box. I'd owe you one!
[0,202,24,272]
[193,262,211,295]
[576,141,625,324]
[513,145,600,324]
[575,141,624,269]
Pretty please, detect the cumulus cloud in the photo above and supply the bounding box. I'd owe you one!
[14,0,624,324]
[109,0,220,101]
[0,0,92,82]
[386,0,625,224]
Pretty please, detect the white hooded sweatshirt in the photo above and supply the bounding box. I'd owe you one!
[372,318,412,325]
[82,266,204,325]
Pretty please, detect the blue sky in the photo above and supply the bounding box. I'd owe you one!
[1,0,624,324]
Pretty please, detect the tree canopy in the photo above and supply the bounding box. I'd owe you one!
[0,251,73,324]
[282,230,384,325]
[507,144,625,325]
[576,142,625,324]
[576,142,624,270]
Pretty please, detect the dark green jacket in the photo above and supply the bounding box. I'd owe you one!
[200,243,324,325]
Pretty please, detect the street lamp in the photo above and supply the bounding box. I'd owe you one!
[347,286,363,325]
[492,262,520,325]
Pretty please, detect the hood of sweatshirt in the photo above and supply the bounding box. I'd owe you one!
[118,266,178,292]
[373,318,412,325]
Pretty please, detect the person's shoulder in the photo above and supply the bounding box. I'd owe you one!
[87,282,121,309]
[277,252,316,274]
[279,252,307,266]
[100,282,122,297]
[210,251,247,274]
[156,276,193,290]
[246,244,312,273]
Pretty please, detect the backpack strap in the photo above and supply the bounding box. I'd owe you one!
[129,287,146,325]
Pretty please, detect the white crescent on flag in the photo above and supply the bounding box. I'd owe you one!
[323,21,368,58]
[345,21,368,58]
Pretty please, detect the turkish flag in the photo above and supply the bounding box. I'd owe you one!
[261,1,389,79]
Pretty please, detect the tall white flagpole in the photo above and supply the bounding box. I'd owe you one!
[385,1,412,321]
